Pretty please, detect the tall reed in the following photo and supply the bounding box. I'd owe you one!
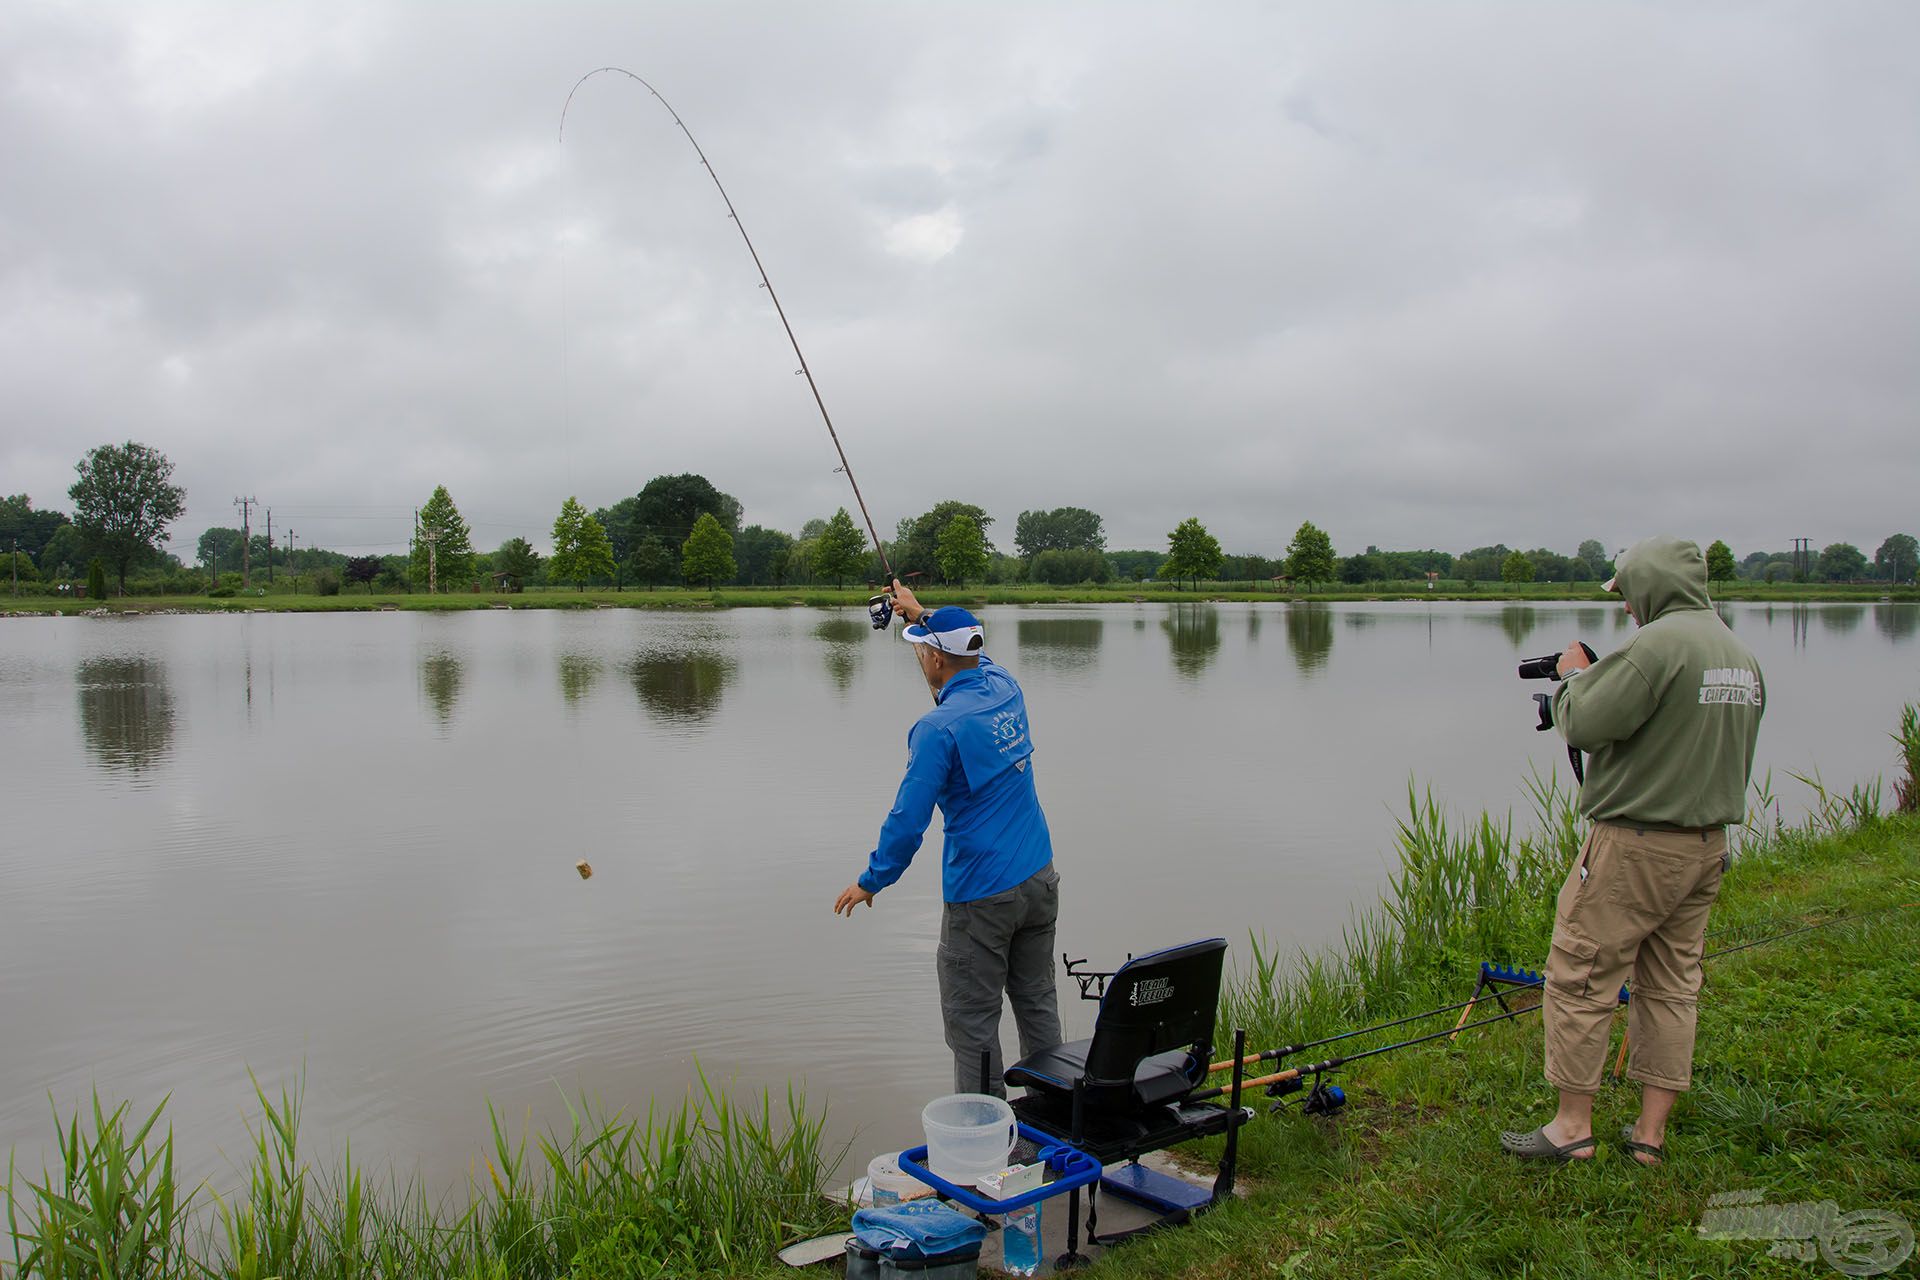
[5,1070,845,1279]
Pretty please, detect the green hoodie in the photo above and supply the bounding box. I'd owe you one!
[1550,536,1764,828]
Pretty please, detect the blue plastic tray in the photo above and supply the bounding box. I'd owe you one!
[896,1125,1101,1215]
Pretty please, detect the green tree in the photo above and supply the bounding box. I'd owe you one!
[734,525,795,585]
[195,527,247,579]
[680,512,736,588]
[811,508,869,588]
[68,441,186,593]
[1014,507,1106,559]
[1500,550,1536,583]
[493,538,541,591]
[0,495,71,565]
[628,535,671,590]
[1285,521,1336,588]
[410,486,475,592]
[548,497,615,590]
[1339,551,1385,585]
[896,502,993,578]
[1817,542,1868,582]
[1161,517,1223,589]
[1874,534,1918,584]
[1030,548,1112,584]
[36,524,85,579]
[1576,539,1611,581]
[1109,549,1165,582]
[1455,544,1512,584]
[86,558,107,600]
[1705,539,1737,582]
[936,514,990,586]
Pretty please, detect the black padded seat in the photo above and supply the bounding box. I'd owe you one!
[1005,1045,1197,1109]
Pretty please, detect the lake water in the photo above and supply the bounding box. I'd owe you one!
[2,600,1914,1190]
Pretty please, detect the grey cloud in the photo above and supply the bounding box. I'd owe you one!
[2,1,1916,563]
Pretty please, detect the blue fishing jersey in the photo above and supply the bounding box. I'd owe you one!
[858,658,1054,903]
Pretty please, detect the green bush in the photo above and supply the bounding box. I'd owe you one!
[208,585,237,599]
[313,569,341,597]
[86,558,107,600]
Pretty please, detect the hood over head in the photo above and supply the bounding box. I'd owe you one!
[1611,535,1712,622]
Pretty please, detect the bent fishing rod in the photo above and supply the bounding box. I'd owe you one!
[1191,900,1920,1103]
[560,68,898,627]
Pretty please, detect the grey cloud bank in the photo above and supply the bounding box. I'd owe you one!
[3,2,1916,562]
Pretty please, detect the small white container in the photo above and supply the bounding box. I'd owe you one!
[921,1093,1016,1184]
[866,1151,920,1205]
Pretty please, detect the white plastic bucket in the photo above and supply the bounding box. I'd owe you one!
[866,1151,919,1205]
[921,1093,1016,1184]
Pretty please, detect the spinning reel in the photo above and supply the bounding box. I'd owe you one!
[1267,1071,1347,1118]
[867,592,894,630]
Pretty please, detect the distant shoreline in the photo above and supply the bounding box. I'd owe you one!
[4,583,1915,616]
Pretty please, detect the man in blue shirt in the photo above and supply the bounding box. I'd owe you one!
[834,582,1063,1096]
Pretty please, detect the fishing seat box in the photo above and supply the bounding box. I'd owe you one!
[842,1239,980,1279]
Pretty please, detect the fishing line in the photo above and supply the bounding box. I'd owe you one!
[558,67,895,588]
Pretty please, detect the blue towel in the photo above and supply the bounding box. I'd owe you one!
[851,1200,987,1258]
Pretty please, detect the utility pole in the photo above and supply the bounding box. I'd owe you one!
[1791,536,1812,582]
[10,539,16,597]
[234,496,257,588]
[423,527,440,595]
[265,509,273,586]
[287,530,296,593]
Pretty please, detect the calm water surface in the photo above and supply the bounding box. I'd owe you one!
[2,601,1914,1188]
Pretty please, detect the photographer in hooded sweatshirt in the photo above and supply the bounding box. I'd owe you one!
[1501,536,1765,1165]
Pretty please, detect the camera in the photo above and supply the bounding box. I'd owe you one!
[1519,642,1595,731]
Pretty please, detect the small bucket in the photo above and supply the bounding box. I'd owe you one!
[920,1094,1015,1185]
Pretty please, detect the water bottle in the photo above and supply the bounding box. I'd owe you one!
[1001,1204,1041,1276]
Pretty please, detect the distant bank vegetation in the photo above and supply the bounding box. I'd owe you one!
[5,447,1915,599]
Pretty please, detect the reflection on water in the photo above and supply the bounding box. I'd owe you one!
[1285,604,1334,673]
[1015,618,1104,673]
[1499,606,1538,648]
[76,656,174,772]
[1820,605,1865,635]
[1162,604,1220,680]
[557,654,601,706]
[628,651,736,722]
[814,618,865,693]
[421,650,464,726]
[1876,604,1919,643]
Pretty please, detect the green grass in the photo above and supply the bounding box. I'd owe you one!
[1084,762,1920,1278]
[5,581,1915,615]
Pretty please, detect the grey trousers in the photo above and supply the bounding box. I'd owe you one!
[937,864,1063,1096]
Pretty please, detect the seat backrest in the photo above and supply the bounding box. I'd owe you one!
[1081,938,1228,1092]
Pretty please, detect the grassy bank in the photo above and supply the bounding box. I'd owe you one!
[8,724,1916,1277]
[5,581,1916,616]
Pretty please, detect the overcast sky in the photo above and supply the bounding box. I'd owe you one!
[3,1,1916,562]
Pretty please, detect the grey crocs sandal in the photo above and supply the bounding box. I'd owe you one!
[1499,1126,1598,1161]
[1619,1124,1666,1166]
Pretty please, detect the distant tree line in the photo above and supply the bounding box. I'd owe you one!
[10,443,1918,597]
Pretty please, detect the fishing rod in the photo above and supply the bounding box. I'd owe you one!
[559,68,899,628]
[1196,901,1918,1101]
